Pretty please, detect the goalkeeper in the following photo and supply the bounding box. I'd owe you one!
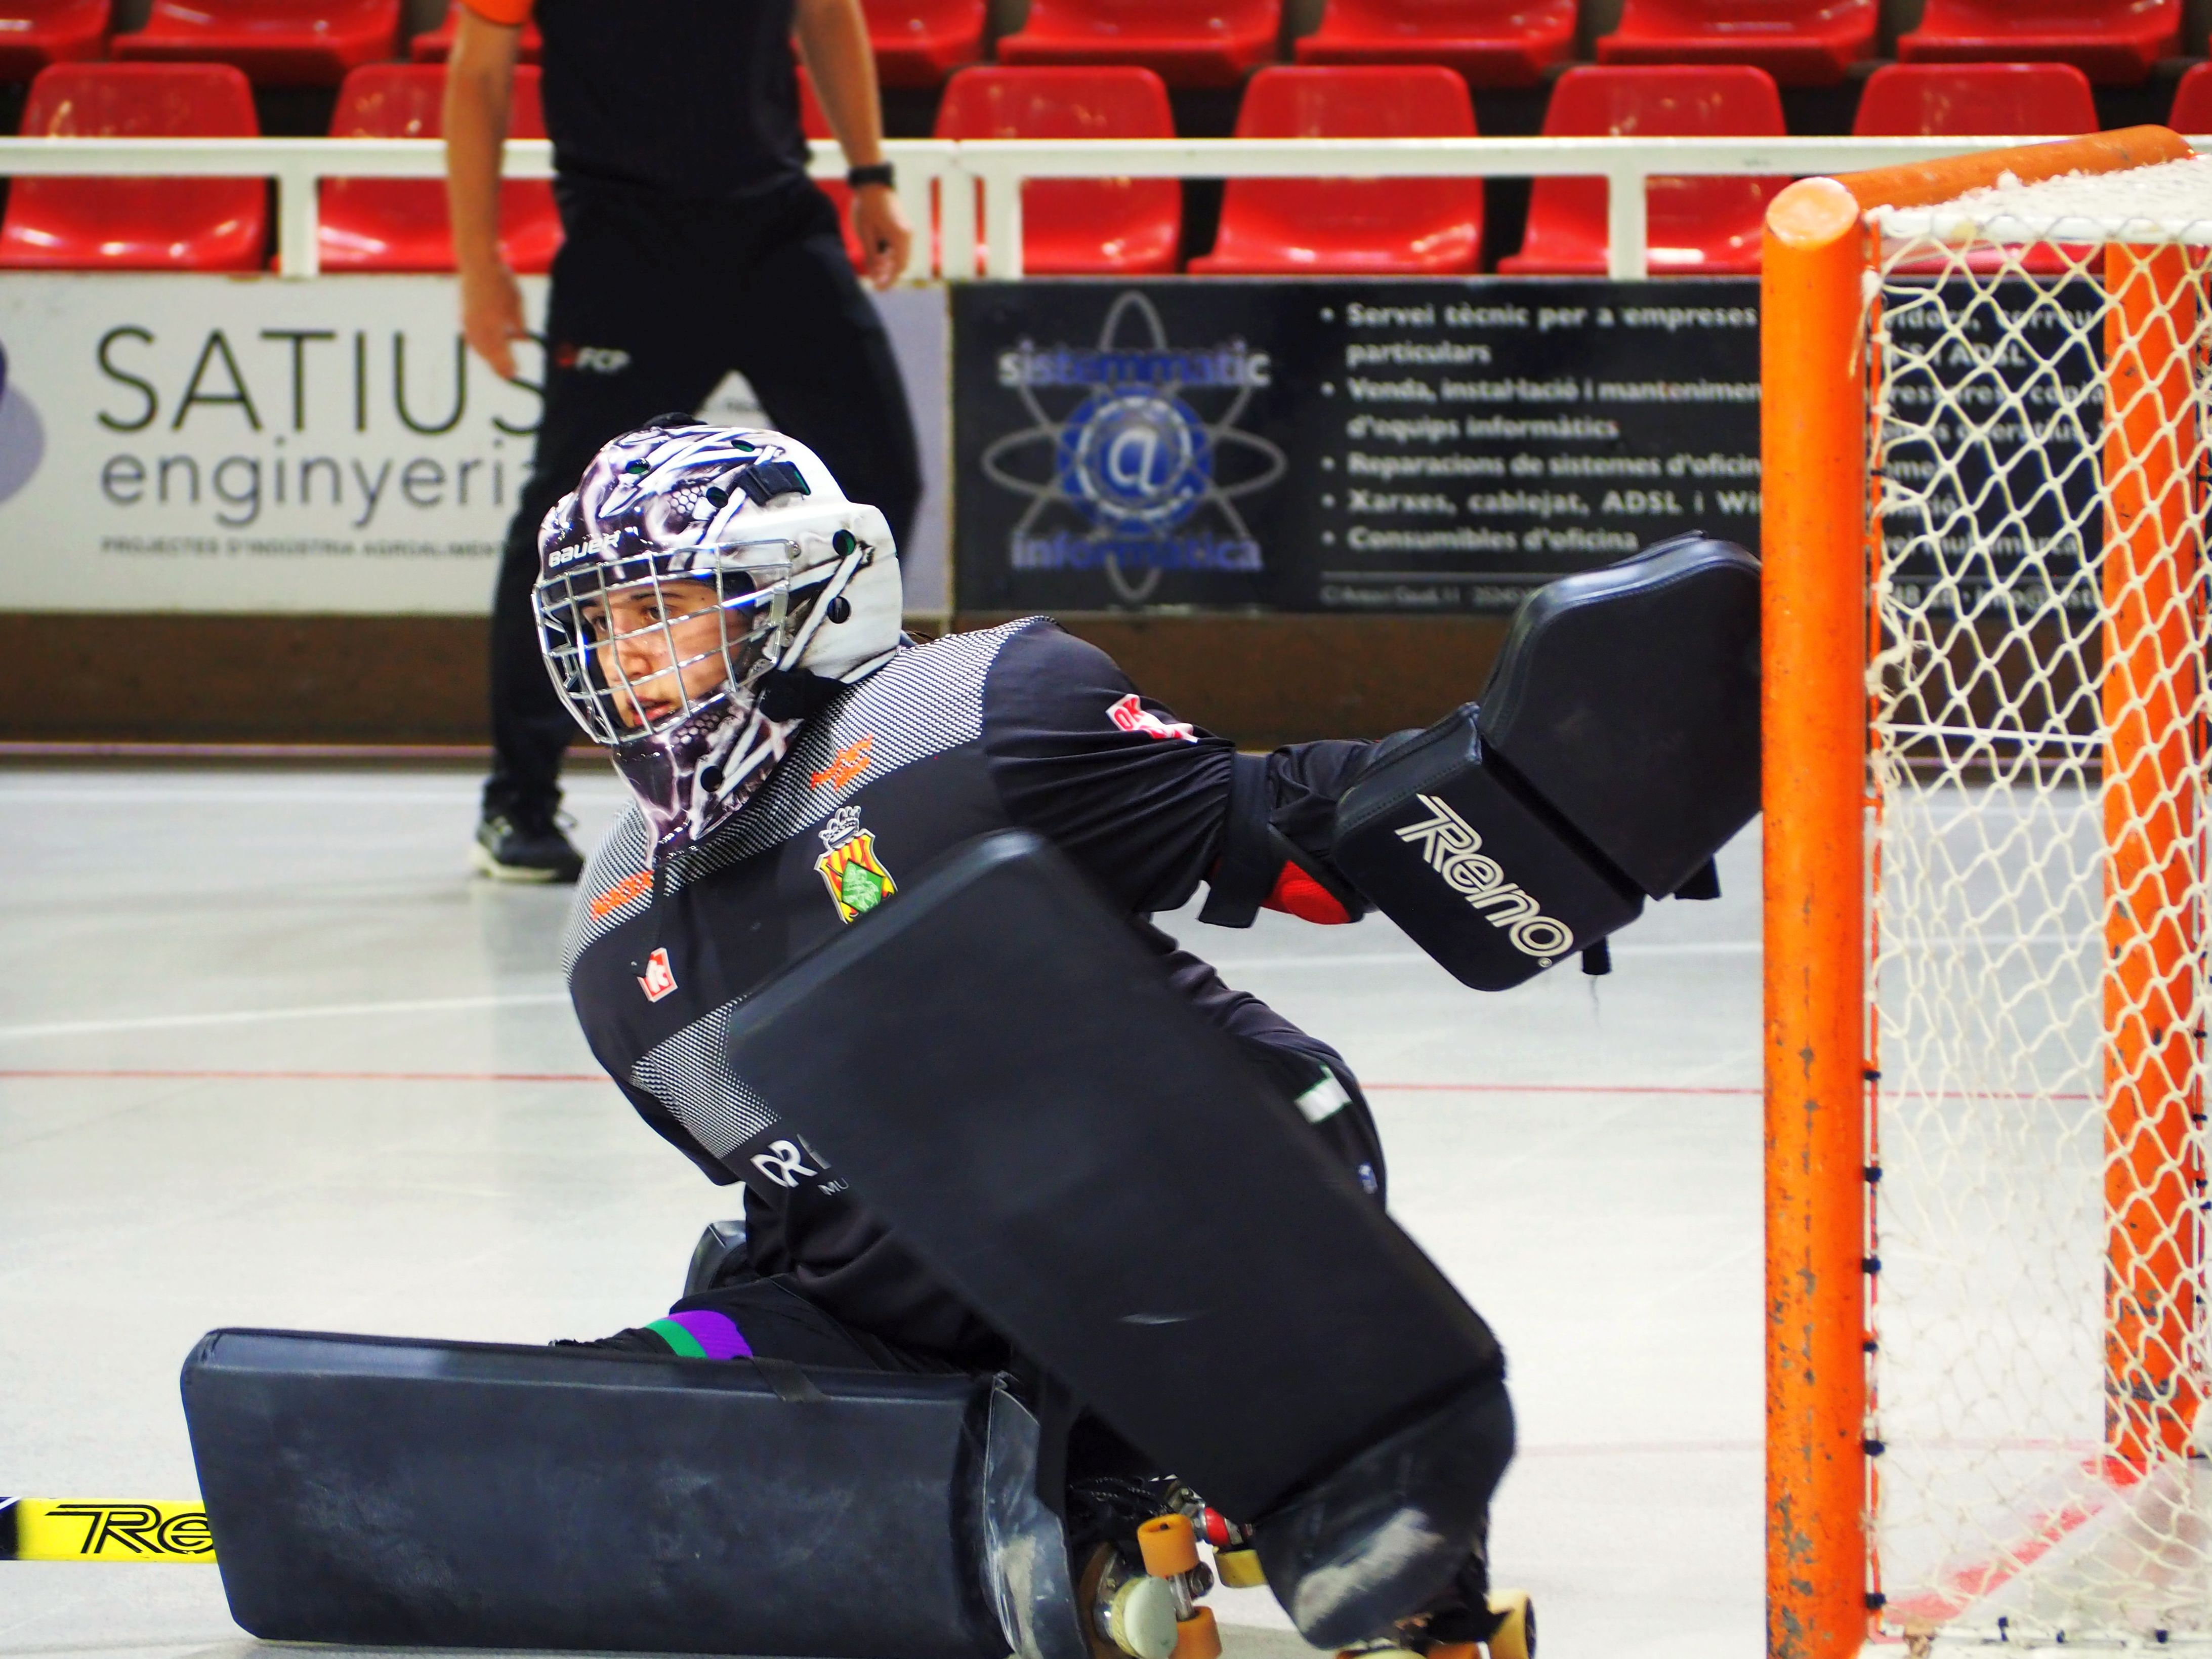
[537,415,1755,1651]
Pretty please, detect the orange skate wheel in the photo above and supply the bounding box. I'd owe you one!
[1172,1607,1221,1659]
[1138,1513,1200,1577]
[1213,1547,1266,1589]
[1428,1645,1478,1659]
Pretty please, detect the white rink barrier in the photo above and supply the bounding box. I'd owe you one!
[0,132,2193,280]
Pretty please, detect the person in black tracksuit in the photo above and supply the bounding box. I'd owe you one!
[445,0,922,881]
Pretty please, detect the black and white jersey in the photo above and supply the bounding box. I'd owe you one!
[561,617,1384,1361]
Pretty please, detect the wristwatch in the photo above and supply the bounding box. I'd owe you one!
[846,162,895,190]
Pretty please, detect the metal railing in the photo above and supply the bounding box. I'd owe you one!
[0,132,2166,280]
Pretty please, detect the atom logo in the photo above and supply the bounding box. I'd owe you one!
[1056,387,1212,534]
[983,292,1286,604]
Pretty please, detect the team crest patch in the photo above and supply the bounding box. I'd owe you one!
[815,808,896,923]
[638,946,678,1002]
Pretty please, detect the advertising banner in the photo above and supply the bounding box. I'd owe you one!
[953,278,1762,614]
[0,275,949,614]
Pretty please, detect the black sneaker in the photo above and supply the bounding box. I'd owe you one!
[473,804,585,884]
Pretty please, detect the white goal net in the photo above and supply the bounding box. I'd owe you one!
[1866,154,2212,1647]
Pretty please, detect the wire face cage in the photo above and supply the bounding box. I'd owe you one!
[1864,167,2212,1646]
[534,537,799,745]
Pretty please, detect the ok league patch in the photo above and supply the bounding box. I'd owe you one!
[1108,692,1198,743]
[638,946,678,1002]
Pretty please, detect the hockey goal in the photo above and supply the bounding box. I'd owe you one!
[1763,130,2212,1656]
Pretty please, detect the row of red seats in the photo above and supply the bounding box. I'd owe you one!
[949,59,2130,278]
[996,0,2185,90]
[0,60,552,271]
[0,0,2189,89]
[0,56,2183,275]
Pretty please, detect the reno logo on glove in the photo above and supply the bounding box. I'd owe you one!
[1396,794,1575,964]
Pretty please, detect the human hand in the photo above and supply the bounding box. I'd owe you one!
[851,183,911,291]
[461,258,528,380]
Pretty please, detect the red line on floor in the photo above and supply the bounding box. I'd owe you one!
[0,1068,1761,1094]
[0,1067,610,1084]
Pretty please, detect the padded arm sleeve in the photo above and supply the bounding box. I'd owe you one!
[979,620,1381,926]
[981,621,1237,914]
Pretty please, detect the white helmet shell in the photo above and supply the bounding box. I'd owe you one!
[534,419,903,859]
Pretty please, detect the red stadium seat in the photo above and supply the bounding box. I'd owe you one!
[798,66,867,270]
[1598,0,1877,87]
[318,63,559,274]
[1293,0,1573,89]
[114,0,400,87]
[996,0,1279,90]
[1857,64,2097,273]
[1898,0,2180,87]
[1853,61,2098,136]
[407,2,540,63]
[0,62,266,269]
[1498,65,1786,276]
[0,0,109,82]
[935,66,1181,274]
[862,0,984,86]
[2169,61,2212,132]
[1191,66,1481,274]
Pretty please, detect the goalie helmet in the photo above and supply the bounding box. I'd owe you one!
[533,418,902,861]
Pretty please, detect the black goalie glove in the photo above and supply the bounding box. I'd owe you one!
[1331,533,1761,992]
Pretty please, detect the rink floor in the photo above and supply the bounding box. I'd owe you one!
[0,766,1765,1659]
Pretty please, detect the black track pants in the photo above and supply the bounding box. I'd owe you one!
[484,179,923,815]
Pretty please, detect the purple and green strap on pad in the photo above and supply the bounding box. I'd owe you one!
[645,1310,752,1361]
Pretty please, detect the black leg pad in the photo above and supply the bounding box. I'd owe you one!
[1255,1375,1516,1648]
[724,831,1508,1527]
[181,1328,1019,1657]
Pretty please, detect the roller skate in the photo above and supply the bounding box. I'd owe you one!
[1067,1475,1257,1659]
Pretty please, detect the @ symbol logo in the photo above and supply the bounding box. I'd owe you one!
[1056,387,1212,535]
[984,292,1286,604]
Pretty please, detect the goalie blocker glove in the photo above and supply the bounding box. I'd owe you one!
[1331,533,1761,992]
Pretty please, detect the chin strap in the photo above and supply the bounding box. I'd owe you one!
[754,666,847,722]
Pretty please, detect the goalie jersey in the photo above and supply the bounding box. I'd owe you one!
[561,618,1385,1362]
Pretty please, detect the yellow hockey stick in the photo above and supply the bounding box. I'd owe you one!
[0,1498,215,1561]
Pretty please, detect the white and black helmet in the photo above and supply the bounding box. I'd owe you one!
[533,418,902,860]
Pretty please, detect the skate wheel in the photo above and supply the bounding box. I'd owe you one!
[1485,1591,1534,1659]
[1213,1547,1266,1590]
[1138,1512,1200,1577]
[1428,1645,1478,1659]
[1109,1573,1181,1659]
[1173,1607,1222,1659]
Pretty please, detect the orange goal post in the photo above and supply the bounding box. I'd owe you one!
[1763,129,2212,1657]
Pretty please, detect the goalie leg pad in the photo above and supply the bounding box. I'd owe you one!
[182,1327,1071,1659]
[721,831,1507,1526]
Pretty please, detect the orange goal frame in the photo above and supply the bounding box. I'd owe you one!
[1759,125,2200,1659]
